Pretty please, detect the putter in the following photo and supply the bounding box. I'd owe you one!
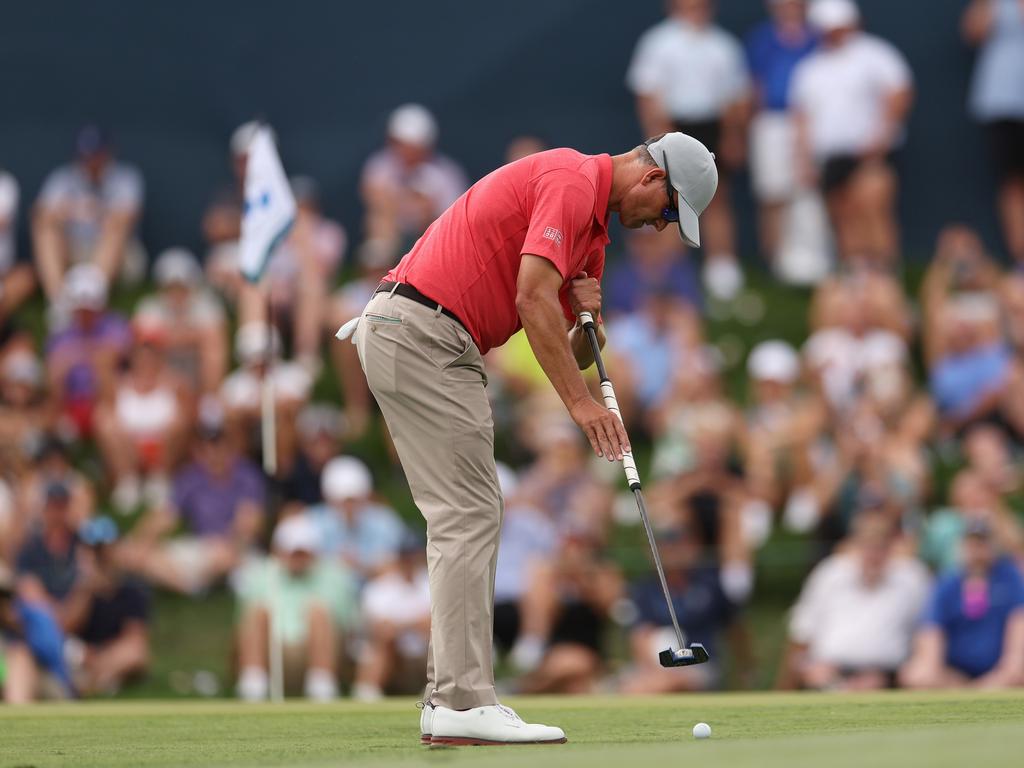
[578,311,710,669]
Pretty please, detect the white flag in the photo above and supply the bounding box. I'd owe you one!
[239,126,296,283]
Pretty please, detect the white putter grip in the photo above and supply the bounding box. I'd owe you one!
[579,312,642,491]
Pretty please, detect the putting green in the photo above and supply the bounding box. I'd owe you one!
[2,691,1023,768]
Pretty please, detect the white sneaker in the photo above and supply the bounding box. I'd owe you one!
[303,668,337,702]
[351,682,383,702]
[429,703,567,746]
[419,702,434,745]
[112,476,142,515]
[510,635,545,672]
[237,667,268,702]
[703,256,744,302]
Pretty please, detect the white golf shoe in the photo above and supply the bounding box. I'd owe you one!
[429,703,567,746]
[419,702,434,745]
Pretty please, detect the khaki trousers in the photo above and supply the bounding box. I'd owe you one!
[353,291,502,710]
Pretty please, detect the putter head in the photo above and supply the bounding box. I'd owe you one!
[659,643,710,668]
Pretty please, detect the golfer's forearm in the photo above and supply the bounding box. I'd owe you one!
[517,293,592,409]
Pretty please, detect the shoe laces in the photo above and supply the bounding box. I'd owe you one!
[496,704,523,722]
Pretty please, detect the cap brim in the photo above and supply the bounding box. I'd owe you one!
[676,198,701,248]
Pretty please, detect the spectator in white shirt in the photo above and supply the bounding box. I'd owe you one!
[32,126,145,300]
[779,510,931,690]
[790,0,913,267]
[626,0,752,301]
[360,104,467,253]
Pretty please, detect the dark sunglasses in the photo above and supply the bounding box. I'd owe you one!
[661,150,679,223]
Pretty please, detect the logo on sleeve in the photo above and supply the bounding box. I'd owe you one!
[542,227,564,246]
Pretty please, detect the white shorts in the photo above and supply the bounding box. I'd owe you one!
[750,112,798,203]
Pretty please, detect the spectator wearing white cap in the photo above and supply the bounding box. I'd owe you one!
[134,248,228,394]
[45,264,132,440]
[963,0,1024,266]
[305,456,406,579]
[626,0,752,301]
[235,514,358,701]
[0,168,36,327]
[790,0,913,266]
[32,125,145,301]
[360,103,468,251]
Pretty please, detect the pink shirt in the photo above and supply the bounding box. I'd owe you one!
[386,148,612,354]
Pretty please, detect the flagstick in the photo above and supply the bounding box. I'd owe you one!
[263,289,284,704]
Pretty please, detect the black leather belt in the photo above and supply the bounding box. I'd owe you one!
[374,281,465,329]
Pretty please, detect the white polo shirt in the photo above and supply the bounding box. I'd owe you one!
[789,553,930,669]
[626,18,750,122]
[789,33,912,159]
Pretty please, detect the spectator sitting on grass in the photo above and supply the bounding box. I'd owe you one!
[134,248,229,395]
[0,561,74,703]
[0,348,53,482]
[45,264,131,441]
[120,414,265,594]
[63,517,150,696]
[306,456,405,581]
[901,518,1024,689]
[278,403,346,509]
[351,533,431,701]
[779,511,930,691]
[235,514,358,702]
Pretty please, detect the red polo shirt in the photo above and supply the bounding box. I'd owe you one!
[385,148,612,355]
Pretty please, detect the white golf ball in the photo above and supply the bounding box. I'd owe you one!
[692,722,712,739]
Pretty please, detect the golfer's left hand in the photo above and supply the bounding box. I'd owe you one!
[568,272,601,318]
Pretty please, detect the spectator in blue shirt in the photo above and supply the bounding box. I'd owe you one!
[745,0,817,260]
[901,518,1024,689]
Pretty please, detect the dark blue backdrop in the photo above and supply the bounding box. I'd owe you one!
[0,0,998,264]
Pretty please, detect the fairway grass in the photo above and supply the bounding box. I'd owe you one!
[3,691,1024,768]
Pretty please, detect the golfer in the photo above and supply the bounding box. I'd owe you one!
[346,132,717,745]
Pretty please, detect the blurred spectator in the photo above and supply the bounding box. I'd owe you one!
[306,456,406,580]
[235,514,358,702]
[63,517,150,696]
[32,125,145,301]
[901,518,1024,689]
[626,0,751,300]
[134,248,229,394]
[360,103,468,252]
[279,403,346,508]
[45,264,131,440]
[93,320,194,514]
[516,522,623,694]
[791,0,913,266]
[0,348,52,482]
[963,0,1024,265]
[1,562,75,703]
[120,417,265,594]
[0,168,35,328]
[620,519,744,693]
[1001,270,1024,355]
[504,135,548,164]
[6,436,94,563]
[15,481,85,619]
[745,0,818,262]
[603,227,702,317]
[352,533,431,700]
[221,323,313,459]
[963,423,1022,498]
[779,511,930,690]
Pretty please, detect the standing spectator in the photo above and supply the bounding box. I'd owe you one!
[790,0,913,266]
[352,534,432,701]
[0,168,36,327]
[626,0,751,300]
[306,456,406,580]
[134,248,229,395]
[360,104,468,252]
[120,417,265,594]
[901,519,1024,689]
[779,511,930,690]
[963,0,1024,265]
[45,264,131,440]
[744,0,819,263]
[235,515,358,702]
[32,126,145,301]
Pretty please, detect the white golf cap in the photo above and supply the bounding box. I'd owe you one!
[272,514,320,554]
[63,263,108,310]
[646,133,719,248]
[321,456,373,501]
[808,0,859,32]
[748,340,800,383]
[153,247,201,287]
[387,103,438,147]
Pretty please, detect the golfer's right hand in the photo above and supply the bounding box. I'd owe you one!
[569,397,631,461]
